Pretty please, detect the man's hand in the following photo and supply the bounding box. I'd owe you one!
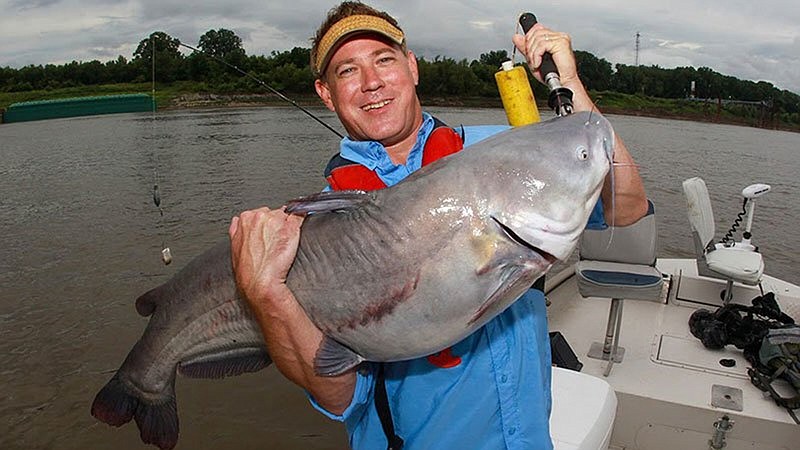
[511,23,593,112]
[228,207,356,414]
[513,23,649,226]
[229,206,304,311]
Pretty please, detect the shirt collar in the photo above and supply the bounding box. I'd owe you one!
[339,113,435,187]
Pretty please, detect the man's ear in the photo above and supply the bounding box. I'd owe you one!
[407,50,419,86]
[315,78,336,112]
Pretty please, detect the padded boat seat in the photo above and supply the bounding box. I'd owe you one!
[682,177,765,303]
[577,261,663,301]
[575,201,663,375]
[705,245,764,285]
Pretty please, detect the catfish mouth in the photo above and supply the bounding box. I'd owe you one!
[491,216,558,264]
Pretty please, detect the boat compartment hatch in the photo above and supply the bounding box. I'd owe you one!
[674,273,761,308]
[654,334,748,379]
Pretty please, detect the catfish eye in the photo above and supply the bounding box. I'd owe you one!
[576,145,588,161]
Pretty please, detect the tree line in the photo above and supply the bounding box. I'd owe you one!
[2,29,798,118]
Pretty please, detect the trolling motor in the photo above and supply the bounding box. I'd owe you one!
[719,183,771,251]
[518,13,574,117]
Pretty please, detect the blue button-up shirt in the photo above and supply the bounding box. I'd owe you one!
[311,113,604,449]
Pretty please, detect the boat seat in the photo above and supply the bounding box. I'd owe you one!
[576,201,663,376]
[550,367,617,450]
[682,177,764,300]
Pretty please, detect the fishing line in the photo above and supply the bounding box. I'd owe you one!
[151,33,172,265]
[587,105,618,250]
[146,36,345,265]
[175,40,343,139]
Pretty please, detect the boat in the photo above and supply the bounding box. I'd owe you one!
[543,177,800,449]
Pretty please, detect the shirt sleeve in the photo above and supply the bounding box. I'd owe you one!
[586,198,607,230]
[461,124,511,147]
[306,366,375,422]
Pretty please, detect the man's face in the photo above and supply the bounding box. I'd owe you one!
[315,35,422,147]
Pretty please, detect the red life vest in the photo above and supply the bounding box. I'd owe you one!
[325,116,464,369]
[324,117,464,192]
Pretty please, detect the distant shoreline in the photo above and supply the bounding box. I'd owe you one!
[2,89,796,132]
[162,92,797,133]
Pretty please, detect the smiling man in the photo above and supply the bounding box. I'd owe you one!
[312,14,422,165]
[229,2,647,449]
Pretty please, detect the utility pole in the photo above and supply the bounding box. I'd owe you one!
[635,32,640,66]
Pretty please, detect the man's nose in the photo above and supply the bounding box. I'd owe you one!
[361,65,385,92]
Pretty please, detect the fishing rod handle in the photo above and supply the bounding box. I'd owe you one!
[518,13,560,81]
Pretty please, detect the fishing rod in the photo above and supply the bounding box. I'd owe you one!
[176,40,344,139]
[518,13,574,116]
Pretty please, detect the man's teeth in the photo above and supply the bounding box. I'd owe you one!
[362,100,391,111]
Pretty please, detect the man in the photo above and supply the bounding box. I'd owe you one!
[229,2,647,449]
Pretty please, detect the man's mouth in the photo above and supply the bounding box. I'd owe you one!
[362,99,392,111]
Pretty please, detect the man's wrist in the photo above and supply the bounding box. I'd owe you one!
[561,79,594,112]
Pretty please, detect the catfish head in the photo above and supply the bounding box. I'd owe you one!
[481,111,612,262]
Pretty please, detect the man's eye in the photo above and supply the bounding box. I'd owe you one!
[338,67,355,76]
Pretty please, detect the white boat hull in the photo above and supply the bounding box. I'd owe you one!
[546,258,800,450]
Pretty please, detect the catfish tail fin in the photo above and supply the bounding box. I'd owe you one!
[91,375,179,450]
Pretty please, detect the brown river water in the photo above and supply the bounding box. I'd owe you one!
[1,107,798,449]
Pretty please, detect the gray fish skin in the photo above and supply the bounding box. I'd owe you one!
[91,111,612,449]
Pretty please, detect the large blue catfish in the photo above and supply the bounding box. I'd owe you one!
[91,111,612,449]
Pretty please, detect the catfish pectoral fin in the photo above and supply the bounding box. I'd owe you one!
[470,265,539,326]
[313,336,365,376]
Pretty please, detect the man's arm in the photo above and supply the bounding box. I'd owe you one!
[229,207,355,414]
[513,25,649,226]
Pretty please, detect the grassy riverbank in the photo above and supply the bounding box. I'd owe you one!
[1,83,796,132]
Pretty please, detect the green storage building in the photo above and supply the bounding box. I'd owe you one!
[2,94,154,123]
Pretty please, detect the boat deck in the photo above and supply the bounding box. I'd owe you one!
[546,258,800,449]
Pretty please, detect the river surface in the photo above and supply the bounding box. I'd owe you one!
[1,107,798,450]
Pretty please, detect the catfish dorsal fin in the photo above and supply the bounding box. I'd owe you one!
[135,286,165,317]
[285,190,373,215]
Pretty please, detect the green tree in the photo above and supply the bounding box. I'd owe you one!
[479,50,510,68]
[575,50,612,91]
[198,29,246,60]
[194,29,249,83]
[133,31,185,82]
[270,47,312,69]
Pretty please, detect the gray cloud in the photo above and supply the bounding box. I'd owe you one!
[9,0,62,10]
[1,0,798,93]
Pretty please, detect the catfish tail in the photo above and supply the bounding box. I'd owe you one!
[91,375,179,450]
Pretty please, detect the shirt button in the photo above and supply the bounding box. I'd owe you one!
[508,427,516,435]
[501,374,508,383]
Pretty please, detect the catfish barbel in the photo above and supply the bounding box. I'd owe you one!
[91,111,612,449]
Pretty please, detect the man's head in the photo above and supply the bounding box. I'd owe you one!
[310,1,406,79]
[311,1,422,148]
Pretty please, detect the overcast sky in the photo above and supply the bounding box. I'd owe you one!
[2,0,799,94]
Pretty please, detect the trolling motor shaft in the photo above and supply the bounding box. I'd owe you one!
[518,13,574,116]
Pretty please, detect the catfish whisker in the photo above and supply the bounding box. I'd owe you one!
[611,162,641,168]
